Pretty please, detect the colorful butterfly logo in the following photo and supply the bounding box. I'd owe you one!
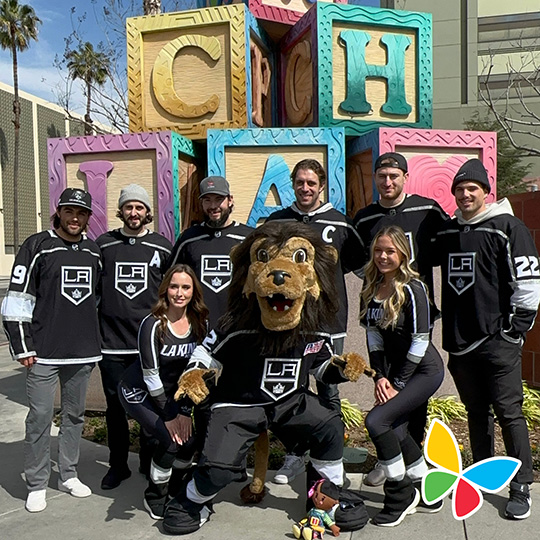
[422,419,521,520]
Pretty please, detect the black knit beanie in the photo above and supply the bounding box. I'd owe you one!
[451,159,490,194]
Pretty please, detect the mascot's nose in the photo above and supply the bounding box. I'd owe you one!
[268,270,290,286]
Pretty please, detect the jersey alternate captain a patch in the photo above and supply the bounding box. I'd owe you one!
[115,262,148,299]
[261,357,301,401]
[201,254,232,293]
[448,253,476,294]
[61,266,93,305]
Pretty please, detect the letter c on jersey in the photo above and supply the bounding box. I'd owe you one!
[152,34,222,119]
[322,225,336,244]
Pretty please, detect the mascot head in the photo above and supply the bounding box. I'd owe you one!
[220,222,339,353]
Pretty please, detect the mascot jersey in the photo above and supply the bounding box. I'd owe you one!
[166,222,253,328]
[96,229,172,355]
[185,328,348,405]
[266,203,365,340]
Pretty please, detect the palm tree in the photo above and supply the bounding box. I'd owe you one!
[0,0,40,253]
[65,41,110,136]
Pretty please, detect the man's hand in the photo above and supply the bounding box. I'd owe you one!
[18,356,36,369]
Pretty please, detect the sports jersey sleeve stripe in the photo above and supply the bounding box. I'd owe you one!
[404,282,430,362]
[23,247,66,294]
[168,234,207,266]
[1,291,35,321]
[140,241,172,254]
[184,344,223,374]
[138,317,166,397]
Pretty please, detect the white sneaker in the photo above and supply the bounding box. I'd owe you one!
[26,490,47,512]
[363,462,386,487]
[273,455,306,484]
[58,478,92,498]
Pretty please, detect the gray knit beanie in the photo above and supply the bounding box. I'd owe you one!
[118,184,151,210]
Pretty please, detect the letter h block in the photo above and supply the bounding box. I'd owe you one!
[127,4,275,141]
[279,4,432,136]
[346,127,497,217]
[47,131,204,242]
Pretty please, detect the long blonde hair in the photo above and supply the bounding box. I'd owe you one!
[359,226,420,329]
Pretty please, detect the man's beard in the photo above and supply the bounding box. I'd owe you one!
[205,206,232,229]
[122,215,145,231]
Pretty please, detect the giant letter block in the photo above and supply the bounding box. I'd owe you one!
[48,131,203,241]
[127,4,275,140]
[280,4,432,136]
[346,128,497,216]
[206,127,345,226]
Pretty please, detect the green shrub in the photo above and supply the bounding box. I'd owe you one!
[522,382,540,430]
[427,395,467,426]
[340,399,364,430]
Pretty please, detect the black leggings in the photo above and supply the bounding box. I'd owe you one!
[365,353,443,467]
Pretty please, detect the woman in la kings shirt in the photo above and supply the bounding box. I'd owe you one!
[119,264,208,520]
[360,226,444,527]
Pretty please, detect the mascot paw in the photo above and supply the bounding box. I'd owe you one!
[174,369,213,404]
[333,353,374,382]
[240,481,266,504]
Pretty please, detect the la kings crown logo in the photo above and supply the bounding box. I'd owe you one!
[448,252,476,295]
[261,358,300,401]
[201,255,232,293]
[115,262,148,299]
[61,266,92,305]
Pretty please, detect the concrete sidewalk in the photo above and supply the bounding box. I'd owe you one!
[0,345,538,540]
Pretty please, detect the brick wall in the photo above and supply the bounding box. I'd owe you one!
[509,192,540,388]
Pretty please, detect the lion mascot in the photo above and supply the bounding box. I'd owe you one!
[162,222,373,535]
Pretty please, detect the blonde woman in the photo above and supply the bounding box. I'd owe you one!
[360,226,444,527]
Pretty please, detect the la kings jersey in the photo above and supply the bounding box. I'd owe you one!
[185,328,349,406]
[1,230,102,364]
[97,229,172,354]
[432,199,540,354]
[353,194,449,299]
[266,203,365,338]
[167,221,253,328]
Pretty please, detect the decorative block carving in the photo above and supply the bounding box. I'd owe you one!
[127,4,275,140]
[346,127,497,216]
[279,4,432,136]
[47,131,203,241]
[206,127,345,226]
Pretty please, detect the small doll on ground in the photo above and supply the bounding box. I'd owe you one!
[293,480,341,540]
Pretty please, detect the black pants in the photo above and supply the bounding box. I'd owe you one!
[194,392,344,497]
[448,332,533,484]
[365,346,443,473]
[99,354,138,470]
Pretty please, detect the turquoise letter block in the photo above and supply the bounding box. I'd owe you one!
[339,30,412,115]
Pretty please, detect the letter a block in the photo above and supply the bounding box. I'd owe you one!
[127,5,275,140]
[206,127,345,227]
[280,4,432,135]
[346,128,497,217]
[47,131,204,242]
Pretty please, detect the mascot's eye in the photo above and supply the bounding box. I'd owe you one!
[292,249,307,263]
[256,249,269,263]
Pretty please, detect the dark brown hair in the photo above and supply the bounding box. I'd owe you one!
[152,264,209,344]
[290,159,327,187]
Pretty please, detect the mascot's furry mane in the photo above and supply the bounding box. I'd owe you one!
[219,221,339,355]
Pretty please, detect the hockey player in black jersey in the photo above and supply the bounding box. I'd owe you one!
[433,159,540,520]
[96,184,172,490]
[166,176,253,329]
[354,152,449,487]
[162,222,371,535]
[266,159,365,484]
[1,188,101,513]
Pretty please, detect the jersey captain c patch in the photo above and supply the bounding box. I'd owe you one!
[115,262,148,299]
[61,266,92,305]
[261,358,301,401]
[448,252,476,295]
[201,255,232,293]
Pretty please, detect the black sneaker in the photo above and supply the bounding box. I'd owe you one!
[416,497,444,513]
[505,482,531,520]
[143,495,167,520]
[100,467,131,490]
[372,485,420,527]
[163,496,213,535]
